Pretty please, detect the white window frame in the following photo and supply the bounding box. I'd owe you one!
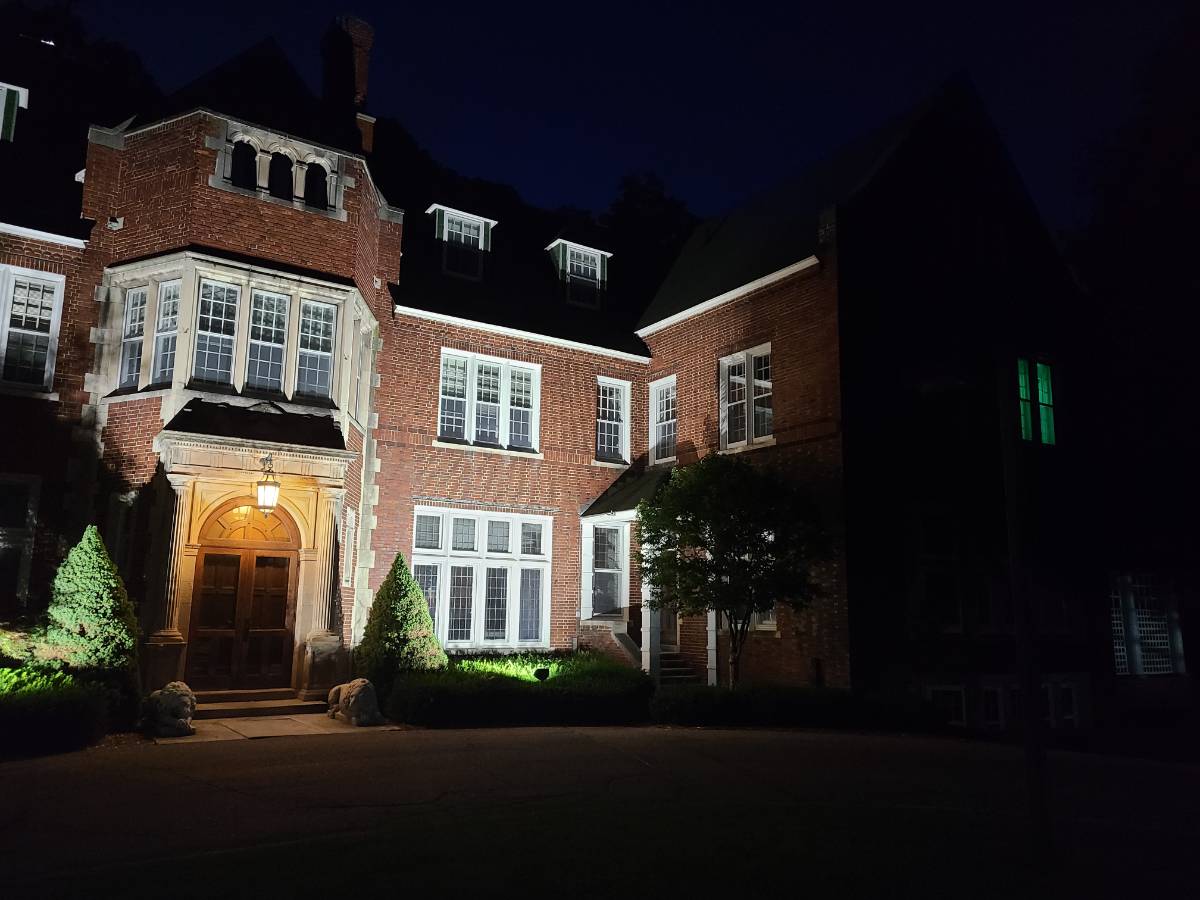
[720,342,774,452]
[568,247,600,284]
[648,374,677,466]
[245,289,290,394]
[435,348,542,453]
[444,214,484,248]
[595,375,631,464]
[0,474,39,600]
[411,505,553,649]
[151,279,181,385]
[118,286,148,389]
[295,298,338,398]
[192,278,240,385]
[580,512,634,620]
[0,264,65,393]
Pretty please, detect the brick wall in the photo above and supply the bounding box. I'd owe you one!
[641,260,849,687]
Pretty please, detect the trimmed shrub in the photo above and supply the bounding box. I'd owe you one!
[355,552,447,704]
[650,684,946,730]
[387,652,653,727]
[0,667,109,756]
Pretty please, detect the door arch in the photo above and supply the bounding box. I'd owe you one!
[185,498,301,691]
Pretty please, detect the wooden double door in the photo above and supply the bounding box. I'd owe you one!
[185,547,298,691]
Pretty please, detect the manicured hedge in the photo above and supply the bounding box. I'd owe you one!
[386,654,653,727]
[0,668,110,756]
[650,684,947,730]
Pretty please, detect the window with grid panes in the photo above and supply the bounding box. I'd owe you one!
[3,274,59,387]
[596,380,627,462]
[650,376,676,464]
[193,280,239,383]
[414,564,439,621]
[0,477,37,599]
[521,523,543,555]
[519,569,542,641]
[437,351,539,451]
[152,280,180,384]
[119,287,147,388]
[484,567,509,640]
[452,517,476,551]
[448,565,473,641]
[487,520,510,553]
[1017,358,1055,445]
[443,215,484,278]
[447,216,481,248]
[1110,574,1184,676]
[297,300,336,396]
[592,525,622,614]
[721,345,772,449]
[415,514,442,550]
[246,290,289,392]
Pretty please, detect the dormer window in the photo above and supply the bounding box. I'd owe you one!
[1,83,30,143]
[428,205,496,280]
[546,239,611,309]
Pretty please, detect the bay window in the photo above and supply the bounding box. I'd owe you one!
[119,287,147,388]
[246,290,289,392]
[193,279,239,384]
[412,506,552,648]
[0,266,63,391]
[720,344,773,450]
[437,349,541,452]
[152,280,180,384]
[297,299,336,397]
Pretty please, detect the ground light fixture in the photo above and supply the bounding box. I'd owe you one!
[256,453,280,515]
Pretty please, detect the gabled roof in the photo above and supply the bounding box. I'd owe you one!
[636,82,970,332]
[582,465,672,517]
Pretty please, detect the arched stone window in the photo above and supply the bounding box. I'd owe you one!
[304,163,329,210]
[268,152,294,201]
[230,140,258,190]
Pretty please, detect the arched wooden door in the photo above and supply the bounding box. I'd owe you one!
[185,499,301,691]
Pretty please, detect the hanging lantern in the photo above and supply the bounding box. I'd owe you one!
[256,453,280,515]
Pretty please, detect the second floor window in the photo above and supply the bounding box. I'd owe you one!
[1017,358,1055,445]
[297,300,336,397]
[596,378,630,463]
[720,344,773,450]
[1,269,62,390]
[119,288,147,388]
[246,291,289,392]
[650,375,677,464]
[152,281,180,384]
[194,280,239,385]
[438,351,540,452]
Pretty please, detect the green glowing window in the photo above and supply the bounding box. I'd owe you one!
[1017,358,1055,445]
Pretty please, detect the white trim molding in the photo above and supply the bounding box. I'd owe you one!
[393,303,651,363]
[545,238,613,259]
[0,221,87,249]
[648,373,678,466]
[425,203,499,228]
[579,509,637,621]
[636,255,820,338]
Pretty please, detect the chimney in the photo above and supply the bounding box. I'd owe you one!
[322,15,375,150]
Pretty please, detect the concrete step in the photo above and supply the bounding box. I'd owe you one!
[660,674,701,684]
[194,699,327,720]
[194,689,296,704]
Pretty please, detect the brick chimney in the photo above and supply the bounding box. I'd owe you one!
[339,16,374,109]
[321,15,375,151]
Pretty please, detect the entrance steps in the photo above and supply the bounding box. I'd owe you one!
[194,689,326,720]
[659,650,701,685]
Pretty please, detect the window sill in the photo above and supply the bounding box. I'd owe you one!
[649,456,676,467]
[432,439,544,460]
[591,458,628,470]
[0,383,59,401]
[719,435,776,455]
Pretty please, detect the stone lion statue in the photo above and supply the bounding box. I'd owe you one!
[327,678,385,726]
[142,681,197,737]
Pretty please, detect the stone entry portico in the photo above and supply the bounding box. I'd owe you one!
[144,428,357,698]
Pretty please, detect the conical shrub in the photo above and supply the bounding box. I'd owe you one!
[45,525,139,675]
[355,551,447,703]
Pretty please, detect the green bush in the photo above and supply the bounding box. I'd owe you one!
[650,684,946,730]
[387,652,653,727]
[0,667,109,756]
[355,552,447,704]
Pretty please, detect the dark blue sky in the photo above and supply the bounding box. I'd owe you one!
[77,0,1191,230]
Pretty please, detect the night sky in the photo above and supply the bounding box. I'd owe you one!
[75,0,1193,231]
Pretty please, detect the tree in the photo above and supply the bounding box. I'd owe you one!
[45,525,139,675]
[637,454,828,686]
[355,551,447,702]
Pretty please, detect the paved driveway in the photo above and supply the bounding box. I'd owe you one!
[1,726,1195,898]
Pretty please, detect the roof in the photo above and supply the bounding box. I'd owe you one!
[162,398,347,450]
[110,244,357,288]
[582,466,672,517]
[637,83,964,331]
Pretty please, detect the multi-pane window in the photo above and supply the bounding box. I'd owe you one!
[193,280,239,384]
[1017,358,1055,445]
[1111,574,1183,676]
[569,248,599,284]
[413,507,551,647]
[592,525,622,615]
[442,214,485,278]
[297,300,336,397]
[596,378,629,463]
[447,216,482,248]
[246,290,289,392]
[2,272,60,388]
[0,477,38,601]
[119,287,147,388]
[152,280,180,384]
[414,564,439,621]
[721,344,773,449]
[650,375,677,464]
[437,351,540,451]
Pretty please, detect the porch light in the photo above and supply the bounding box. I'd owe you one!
[256,453,280,515]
